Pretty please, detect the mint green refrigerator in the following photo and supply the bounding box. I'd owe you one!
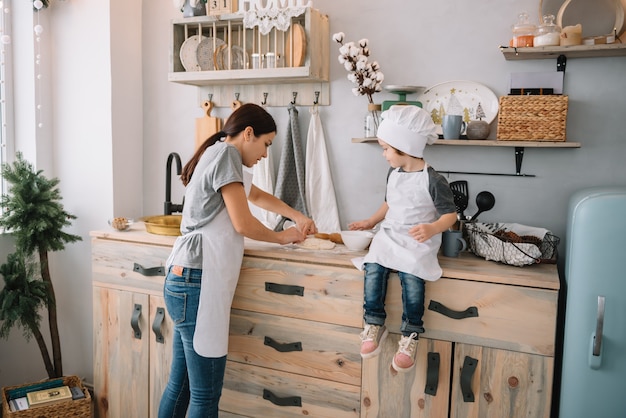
[559,187,626,417]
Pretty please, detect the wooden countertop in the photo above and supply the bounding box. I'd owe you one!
[91,222,559,291]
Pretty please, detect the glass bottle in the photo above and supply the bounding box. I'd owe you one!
[364,103,381,138]
[534,14,561,47]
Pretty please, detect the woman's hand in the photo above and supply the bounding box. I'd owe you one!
[291,213,317,236]
[278,227,308,245]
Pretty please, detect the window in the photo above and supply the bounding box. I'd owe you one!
[0,0,13,199]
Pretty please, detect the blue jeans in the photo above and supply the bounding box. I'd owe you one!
[158,266,227,418]
[363,262,426,336]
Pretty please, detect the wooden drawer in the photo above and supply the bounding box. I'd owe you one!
[233,257,364,328]
[385,277,557,356]
[220,361,360,418]
[92,238,169,294]
[228,309,361,386]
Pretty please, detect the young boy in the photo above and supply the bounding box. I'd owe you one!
[349,105,457,372]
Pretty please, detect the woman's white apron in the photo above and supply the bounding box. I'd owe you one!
[167,169,253,357]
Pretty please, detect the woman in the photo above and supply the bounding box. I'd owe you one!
[158,103,316,418]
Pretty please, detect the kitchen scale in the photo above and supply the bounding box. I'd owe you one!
[382,85,424,111]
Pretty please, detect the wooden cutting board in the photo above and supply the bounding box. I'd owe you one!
[195,100,222,151]
[285,23,306,67]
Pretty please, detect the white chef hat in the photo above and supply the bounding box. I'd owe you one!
[376,105,437,158]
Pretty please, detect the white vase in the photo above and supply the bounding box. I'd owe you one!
[183,0,206,17]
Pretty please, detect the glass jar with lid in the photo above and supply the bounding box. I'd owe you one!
[511,12,536,47]
[534,14,561,47]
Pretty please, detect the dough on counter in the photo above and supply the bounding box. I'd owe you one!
[298,237,336,250]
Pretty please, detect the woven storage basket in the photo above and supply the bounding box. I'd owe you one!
[497,95,568,141]
[465,222,559,267]
[2,375,91,418]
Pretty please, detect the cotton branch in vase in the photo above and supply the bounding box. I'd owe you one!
[333,32,384,136]
[333,32,384,104]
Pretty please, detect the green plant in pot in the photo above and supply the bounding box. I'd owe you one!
[0,152,81,379]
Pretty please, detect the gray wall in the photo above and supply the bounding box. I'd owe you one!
[1,0,625,392]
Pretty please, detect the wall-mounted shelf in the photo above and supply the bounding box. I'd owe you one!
[500,43,626,60]
[352,138,581,148]
[352,138,581,177]
[168,9,330,107]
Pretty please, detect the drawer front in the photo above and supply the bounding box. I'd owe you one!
[92,238,170,294]
[385,277,557,356]
[233,257,364,328]
[221,361,360,418]
[229,309,361,386]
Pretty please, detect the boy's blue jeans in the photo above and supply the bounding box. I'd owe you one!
[363,262,426,336]
[158,267,227,418]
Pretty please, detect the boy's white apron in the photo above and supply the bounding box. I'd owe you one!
[167,169,253,357]
[354,164,442,281]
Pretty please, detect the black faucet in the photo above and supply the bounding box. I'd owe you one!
[165,152,184,215]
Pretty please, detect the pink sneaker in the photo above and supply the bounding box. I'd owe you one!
[359,324,388,359]
[392,333,419,372]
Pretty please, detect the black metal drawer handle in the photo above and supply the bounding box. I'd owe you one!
[264,336,302,353]
[428,300,478,320]
[263,389,302,407]
[460,356,478,402]
[152,307,165,344]
[265,282,304,296]
[131,303,142,339]
[133,263,165,277]
[424,352,440,396]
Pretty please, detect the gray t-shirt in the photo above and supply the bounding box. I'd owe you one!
[169,141,244,268]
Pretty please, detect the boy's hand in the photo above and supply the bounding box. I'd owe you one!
[409,223,437,243]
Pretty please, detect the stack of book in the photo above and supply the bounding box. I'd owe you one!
[5,378,85,412]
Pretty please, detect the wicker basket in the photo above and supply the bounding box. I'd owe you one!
[2,375,92,418]
[496,95,568,141]
[465,222,559,266]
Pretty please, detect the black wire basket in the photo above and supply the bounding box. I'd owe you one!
[465,222,560,266]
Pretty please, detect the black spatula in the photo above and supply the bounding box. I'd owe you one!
[449,180,469,220]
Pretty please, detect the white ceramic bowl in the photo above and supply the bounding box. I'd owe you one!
[340,230,374,251]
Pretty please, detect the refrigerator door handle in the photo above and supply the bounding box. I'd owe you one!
[593,295,605,356]
[588,295,605,369]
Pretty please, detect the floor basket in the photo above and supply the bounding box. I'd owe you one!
[2,375,92,418]
[465,222,559,266]
[497,95,568,141]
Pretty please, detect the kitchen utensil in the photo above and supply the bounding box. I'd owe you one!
[451,190,468,221]
[449,180,469,220]
[195,100,222,151]
[179,34,206,71]
[197,37,226,71]
[340,230,374,251]
[470,191,496,222]
[285,23,306,67]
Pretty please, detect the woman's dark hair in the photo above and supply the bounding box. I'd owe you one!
[181,103,277,185]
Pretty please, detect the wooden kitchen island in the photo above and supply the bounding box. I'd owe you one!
[91,224,559,418]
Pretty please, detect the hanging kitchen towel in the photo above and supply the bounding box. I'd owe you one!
[274,103,308,230]
[305,106,341,232]
[249,150,280,229]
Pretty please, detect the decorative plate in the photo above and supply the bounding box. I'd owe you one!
[196,37,226,71]
[215,45,247,70]
[417,80,499,136]
[179,35,206,72]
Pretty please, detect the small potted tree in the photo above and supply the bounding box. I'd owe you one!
[0,152,81,379]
